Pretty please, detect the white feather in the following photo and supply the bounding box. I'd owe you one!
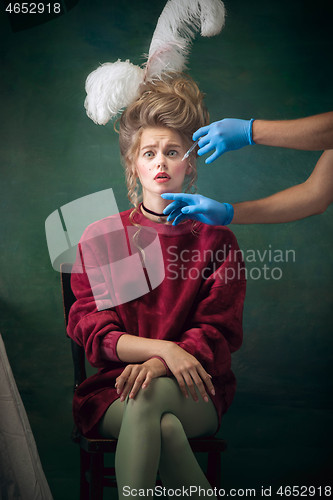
[84,0,225,124]
[145,0,225,79]
[84,60,145,125]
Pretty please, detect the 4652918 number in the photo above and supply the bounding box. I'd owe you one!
[276,485,332,497]
[5,3,62,14]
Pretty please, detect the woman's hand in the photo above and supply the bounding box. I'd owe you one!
[162,343,215,403]
[115,358,167,401]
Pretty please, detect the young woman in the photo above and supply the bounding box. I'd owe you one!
[67,74,246,498]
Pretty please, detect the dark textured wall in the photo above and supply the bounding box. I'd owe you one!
[1,0,332,498]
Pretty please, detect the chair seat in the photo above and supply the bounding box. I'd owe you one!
[74,427,226,454]
[189,436,227,453]
[78,435,118,454]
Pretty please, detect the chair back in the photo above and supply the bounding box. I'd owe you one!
[60,263,87,390]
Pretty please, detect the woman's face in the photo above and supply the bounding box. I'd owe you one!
[134,127,192,205]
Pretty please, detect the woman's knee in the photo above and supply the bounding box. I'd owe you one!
[98,398,124,438]
[125,377,179,416]
[160,413,188,449]
[124,377,166,419]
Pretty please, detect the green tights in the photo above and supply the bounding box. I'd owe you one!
[98,377,218,499]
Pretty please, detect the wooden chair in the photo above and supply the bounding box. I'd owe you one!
[60,264,227,500]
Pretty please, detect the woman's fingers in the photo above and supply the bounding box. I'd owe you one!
[182,371,199,402]
[116,360,166,401]
[141,371,152,390]
[189,370,211,402]
[128,371,147,399]
[116,365,145,401]
[171,363,215,403]
[173,372,189,399]
[197,366,215,396]
[118,373,133,401]
[115,366,131,394]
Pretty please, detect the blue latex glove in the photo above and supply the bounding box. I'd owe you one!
[193,118,255,164]
[161,193,234,226]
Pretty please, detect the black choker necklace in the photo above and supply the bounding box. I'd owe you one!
[141,203,167,217]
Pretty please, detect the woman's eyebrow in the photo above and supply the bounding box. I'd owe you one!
[140,144,157,150]
[140,143,181,150]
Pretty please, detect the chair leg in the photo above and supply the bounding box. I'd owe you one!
[89,453,104,500]
[79,448,90,500]
[207,451,221,490]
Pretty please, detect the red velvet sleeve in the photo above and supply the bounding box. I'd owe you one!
[176,233,246,377]
[67,242,127,368]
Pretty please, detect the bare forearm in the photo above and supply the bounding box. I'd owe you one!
[253,112,333,151]
[116,334,172,363]
[232,184,314,224]
[232,151,333,224]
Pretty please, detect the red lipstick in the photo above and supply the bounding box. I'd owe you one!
[154,172,171,183]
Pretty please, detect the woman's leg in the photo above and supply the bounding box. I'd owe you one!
[159,412,215,494]
[98,377,218,499]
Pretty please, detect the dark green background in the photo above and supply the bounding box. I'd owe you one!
[1,0,332,498]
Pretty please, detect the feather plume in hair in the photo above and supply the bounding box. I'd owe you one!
[145,0,225,79]
[84,0,225,125]
[84,60,145,125]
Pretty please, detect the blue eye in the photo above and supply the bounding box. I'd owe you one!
[144,151,154,158]
[168,150,178,157]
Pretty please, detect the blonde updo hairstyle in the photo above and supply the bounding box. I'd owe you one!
[118,73,209,208]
